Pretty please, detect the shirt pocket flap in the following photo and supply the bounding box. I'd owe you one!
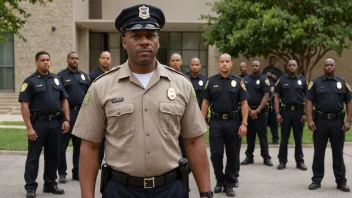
[106,102,135,117]
[159,102,185,116]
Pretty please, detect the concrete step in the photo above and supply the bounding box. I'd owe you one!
[0,109,10,114]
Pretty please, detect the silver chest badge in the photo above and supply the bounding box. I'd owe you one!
[198,80,203,86]
[231,80,237,87]
[298,80,302,85]
[81,74,85,81]
[167,87,176,100]
[54,78,60,85]
[256,80,260,85]
[337,82,342,89]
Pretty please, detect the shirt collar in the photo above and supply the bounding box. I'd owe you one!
[322,75,337,81]
[66,67,81,74]
[118,60,170,80]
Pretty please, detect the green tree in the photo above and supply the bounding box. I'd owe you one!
[201,0,352,80]
[0,0,52,42]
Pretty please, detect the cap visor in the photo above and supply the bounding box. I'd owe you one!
[125,23,160,31]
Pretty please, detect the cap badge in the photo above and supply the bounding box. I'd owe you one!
[139,5,150,19]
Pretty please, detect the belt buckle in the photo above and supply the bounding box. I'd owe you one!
[48,115,54,121]
[222,114,228,120]
[144,177,155,189]
[327,114,332,119]
[74,106,79,111]
[291,106,295,110]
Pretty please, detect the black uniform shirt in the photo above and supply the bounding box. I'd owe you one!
[89,66,104,83]
[186,73,207,108]
[18,71,68,114]
[274,75,307,105]
[203,73,248,113]
[263,66,284,86]
[58,68,90,107]
[306,75,352,113]
[243,73,271,107]
[239,73,249,78]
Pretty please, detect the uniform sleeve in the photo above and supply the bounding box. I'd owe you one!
[57,76,69,100]
[274,78,282,95]
[344,81,352,102]
[303,78,308,96]
[202,80,211,101]
[72,84,106,143]
[306,81,316,102]
[180,85,207,138]
[262,77,271,93]
[239,80,249,102]
[18,79,33,103]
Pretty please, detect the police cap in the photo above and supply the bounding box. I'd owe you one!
[115,4,165,33]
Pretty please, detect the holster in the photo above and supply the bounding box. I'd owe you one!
[178,158,190,192]
[100,163,111,194]
[30,112,37,123]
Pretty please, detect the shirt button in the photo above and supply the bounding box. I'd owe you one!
[147,168,151,171]
[147,150,150,154]
[145,108,148,112]
[146,133,150,136]
[117,112,121,115]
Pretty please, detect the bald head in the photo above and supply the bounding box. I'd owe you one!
[324,58,335,66]
[218,53,233,75]
[287,60,298,75]
[189,57,202,76]
[323,58,336,77]
[239,62,247,74]
[99,51,111,69]
[251,60,261,74]
[170,53,182,71]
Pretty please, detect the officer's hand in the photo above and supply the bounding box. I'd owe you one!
[250,110,258,119]
[308,120,316,132]
[62,121,70,133]
[238,125,247,137]
[342,122,351,132]
[266,72,272,77]
[301,115,308,123]
[276,114,283,123]
[27,128,38,141]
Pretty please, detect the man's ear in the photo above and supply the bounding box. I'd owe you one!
[122,36,127,50]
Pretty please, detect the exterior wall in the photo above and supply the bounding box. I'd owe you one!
[76,28,90,74]
[14,0,74,91]
[101,0,214,22]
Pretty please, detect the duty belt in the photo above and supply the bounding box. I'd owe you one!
[316,111,344,120]
[211,111,239,120]
[35,112,62,121]
[249,106,267,112]
[281,104,304,111]
[110,168,178,189]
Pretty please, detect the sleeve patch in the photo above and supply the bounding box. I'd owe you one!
[308,81,314,90]
[20,83,28,92]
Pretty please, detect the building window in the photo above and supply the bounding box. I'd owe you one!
[0,32,14,91]
[120,32,208,77]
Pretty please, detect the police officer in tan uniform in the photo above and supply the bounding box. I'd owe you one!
[72,4,213,198]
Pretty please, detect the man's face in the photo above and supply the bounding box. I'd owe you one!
[252,61,261,73]
[190,59,201,74]
[99,52,111,69]
[170,55,182,72]
[218,55,232,73]
[122,30,159,66]
[269,57,277,67]
[35,54,50,72]
[239,63,247,74]
[323,60,336,76]
[287,61,298,73]
[67,53,79,69]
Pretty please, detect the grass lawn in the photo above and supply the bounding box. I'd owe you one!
[0,121,25,126]
[1,125,352,151]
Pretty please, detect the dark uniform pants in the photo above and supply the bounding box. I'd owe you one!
[278,110,304,164]
[312,118,346,184]
[267,110,279,142]
[102,179,188,198]
[58,114,81,177]
[24,120,62,190]
[245,112,271,160]
[209,119,241,186]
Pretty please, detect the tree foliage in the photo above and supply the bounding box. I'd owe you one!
[0,0,52,42]
[201,0,352,80]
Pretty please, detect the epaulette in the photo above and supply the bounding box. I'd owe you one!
[164,65,190,80]
[93,65,121,83]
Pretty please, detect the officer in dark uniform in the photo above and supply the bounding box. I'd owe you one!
[57,52,90,183]
[186,57,207,108]
[19,51,70,198]
[239,62,248,78]
[274,60,307,171]
[307,58,351,192]
[241,60,273,166]
[202,53,249,197]
[89,51,111,168]
[263,56,283,144]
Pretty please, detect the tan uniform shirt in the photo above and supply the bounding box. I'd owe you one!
[72,61,207,177]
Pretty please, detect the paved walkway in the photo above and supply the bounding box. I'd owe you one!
[0,146,351,198]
